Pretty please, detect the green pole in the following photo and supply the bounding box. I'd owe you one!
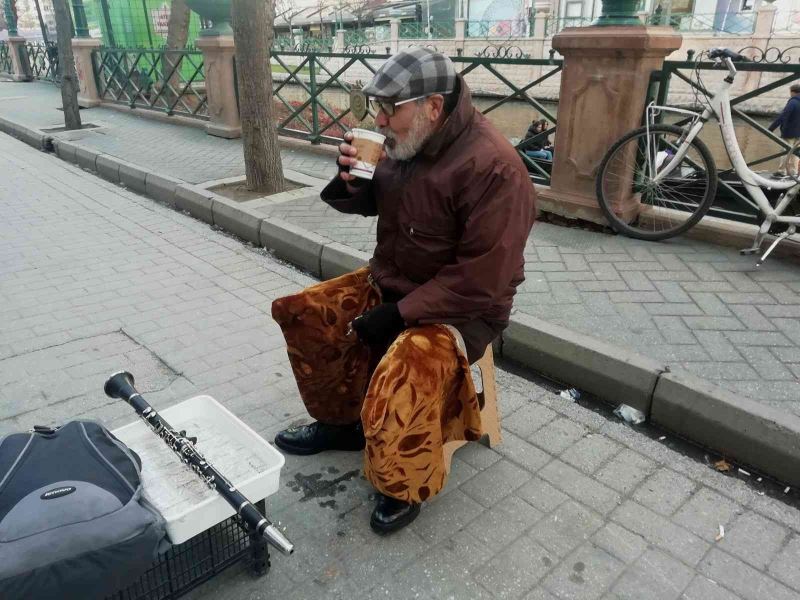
[4,0,18,36]
[594,0,642,26]
[309,55,319,144]
[141,0,154,47]
[99,0,115,46]
[71,0,90,37]
[33,0,50,43]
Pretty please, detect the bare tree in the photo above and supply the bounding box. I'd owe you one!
[231,0,284,193]
[312,0,329,36]
[348,0,373,28]
[52,0,80,129]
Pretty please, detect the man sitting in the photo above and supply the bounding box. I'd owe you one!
[272,47,536,534]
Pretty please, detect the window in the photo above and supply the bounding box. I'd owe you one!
[565,1,584,18]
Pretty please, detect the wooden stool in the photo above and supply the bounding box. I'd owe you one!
[442,345,502,474]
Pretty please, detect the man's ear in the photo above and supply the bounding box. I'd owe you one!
[427,94,445,122]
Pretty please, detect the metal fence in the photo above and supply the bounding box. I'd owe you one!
[467,19,528,38]
[26,42,60,82]
[647,12,757,34]
[343,26,391,45]
[270,50,561,185]
[398,22,456,39]
[92,48,208,118]
[645,50,800,224]
[0,42,12,74]
[544,17,593,37]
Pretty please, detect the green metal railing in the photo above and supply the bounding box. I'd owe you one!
[467,19,528,38]
[0,42,12,74]
[92,48,208,118]
[398,22,425,38]
[399,21,456,39]
[26,42,60,82]
[645,51,800,224]
[271,50,562,185]
[545,16,593,36]
[343,26,391,45]
[647,11,756,34]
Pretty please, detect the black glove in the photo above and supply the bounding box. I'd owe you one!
[351,303,405,346]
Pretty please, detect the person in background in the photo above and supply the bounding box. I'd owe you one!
[523,119,553,161]
[769,83,800,177]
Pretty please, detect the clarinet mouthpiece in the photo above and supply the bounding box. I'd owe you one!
[263,523,294,555]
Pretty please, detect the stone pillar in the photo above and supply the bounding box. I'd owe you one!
[195,35,241,139]
[537,26,682,224]
[753,3,776,37]
[72,37,102,107]
[533,9,550,38]
[7,37,32,81]
[335,28,346,51]
[455,17,466,54]
[390,18,400,53]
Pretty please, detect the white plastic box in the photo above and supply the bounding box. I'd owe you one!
[113,395,285,545]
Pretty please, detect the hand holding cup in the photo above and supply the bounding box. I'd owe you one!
[338,130,386,184]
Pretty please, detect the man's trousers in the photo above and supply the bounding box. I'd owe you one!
[272,268,484,503]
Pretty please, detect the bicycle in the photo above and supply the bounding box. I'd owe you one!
[595,47,800,266]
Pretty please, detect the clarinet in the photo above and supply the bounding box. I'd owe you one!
[104,371,294,555]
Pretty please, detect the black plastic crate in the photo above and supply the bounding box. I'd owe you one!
[108,500,269,600]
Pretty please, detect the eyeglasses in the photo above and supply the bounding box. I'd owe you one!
[369,94,432,117]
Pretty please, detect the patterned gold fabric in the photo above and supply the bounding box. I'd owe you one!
[272,268,482,503]
[271,268,380,425]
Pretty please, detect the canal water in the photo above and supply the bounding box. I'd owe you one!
[277,84,786,172]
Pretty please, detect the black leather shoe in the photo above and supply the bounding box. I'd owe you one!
[274,421,365,455]
[370,493,420,535]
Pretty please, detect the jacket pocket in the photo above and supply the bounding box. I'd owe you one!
[396,221,457,282]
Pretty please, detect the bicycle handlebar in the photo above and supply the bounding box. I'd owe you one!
[707,48,750,62]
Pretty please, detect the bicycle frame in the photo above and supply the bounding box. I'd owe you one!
[649,58,800,227]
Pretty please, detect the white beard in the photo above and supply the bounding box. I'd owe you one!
[378,108,436,161]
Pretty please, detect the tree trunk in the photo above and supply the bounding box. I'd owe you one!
[52,0,81,130]
[163,0,191,107]
[231,0,285,193]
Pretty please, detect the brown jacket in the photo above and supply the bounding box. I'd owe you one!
[321,76,536,362]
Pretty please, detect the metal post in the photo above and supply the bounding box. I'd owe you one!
[71,0,90,37]
[309,55,319,144]
[33,0,50,43]
[99,0,115,46]
[4,0,18,36]
[426,0,432,38]
[141,0,154,47]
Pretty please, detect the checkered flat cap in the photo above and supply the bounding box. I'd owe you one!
[361,46,456,100]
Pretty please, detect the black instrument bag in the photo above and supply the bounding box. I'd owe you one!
[0,420,167,599]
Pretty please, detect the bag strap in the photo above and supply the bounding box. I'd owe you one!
[79,423,137,495]
[0,434,34,495]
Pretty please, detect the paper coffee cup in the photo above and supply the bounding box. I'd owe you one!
[350,128,386,180]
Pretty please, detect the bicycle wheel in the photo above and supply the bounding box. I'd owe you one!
[596,124,717,241]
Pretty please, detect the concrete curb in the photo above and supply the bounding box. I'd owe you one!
[504,314,664,417]
[651,370,800,488]
[212,196,263,246]
[3,115,798,486]
[260,217,332,278]
[0,116,47,150]
[174,184,214,224]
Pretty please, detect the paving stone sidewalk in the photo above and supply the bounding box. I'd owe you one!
[2,81,800,418]
[4,131,800,600]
